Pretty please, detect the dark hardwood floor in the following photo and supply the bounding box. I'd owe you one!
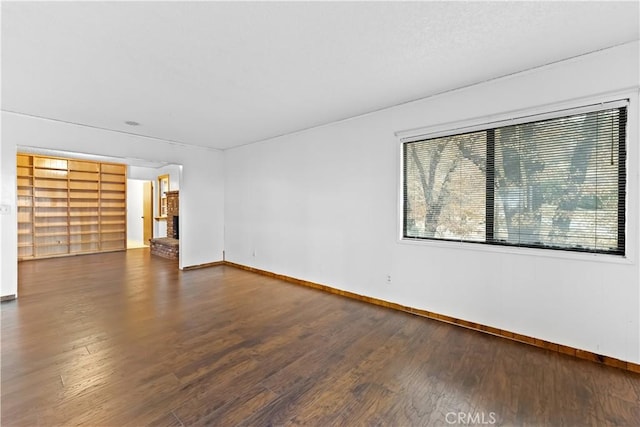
[2,249,639,426]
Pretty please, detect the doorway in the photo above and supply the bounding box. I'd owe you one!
[142,181,153,244]
[127,179,153,248]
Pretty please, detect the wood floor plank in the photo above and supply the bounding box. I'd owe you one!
[146,411,184,427]
[2,248,639,426]
[196,385,279,426]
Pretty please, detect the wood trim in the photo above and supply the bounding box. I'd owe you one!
[1,294,17,302]
[17,248,127,262]
[157,174,169,218]
[223,261,640,373]
[182,261,225,271]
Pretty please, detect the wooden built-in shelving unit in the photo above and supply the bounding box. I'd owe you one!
[17,154,127,261]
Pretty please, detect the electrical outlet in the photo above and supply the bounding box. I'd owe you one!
[252,250,256,257]
[386,275,392,283]
[0,205,10,215]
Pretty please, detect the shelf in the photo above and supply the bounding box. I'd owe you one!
[70,248,100,255]
[34,157,67,170]
[70,221,99,227]
[101,173,126,182]
[100,189,125,193]
[34,213,69,218]
[34,223,67,228]
[34,194,68,199]
[71,238,99,244]
[69,171,99,180]
[34,169,68,180]
[35,202,68,207]
[70,206,99,211]
[101,164,126,174]
[100,220,125,226]
[34,182,68,190]
[34,222,68,228]
[69,160,99,172]
[16,154,35,266]
[69,193,99,199]
[34,177,68,183]
[34,242,69,248]
[100,185,125,193]
[34,232,69,238]
[18,153,127,260]
[17,155,33,167]
[70,212,100,217]
[101,237,125,243]
[35,204,68,209]
[70,181,99,191]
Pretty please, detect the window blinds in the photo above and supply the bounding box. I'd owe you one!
[403,104,626,255]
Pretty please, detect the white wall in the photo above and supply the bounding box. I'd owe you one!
[0,128,18,299]
[126,179,145,246]
[1,116,225,298]
[225,41,640,363]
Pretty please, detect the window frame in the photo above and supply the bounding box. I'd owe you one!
[396,95,634,262]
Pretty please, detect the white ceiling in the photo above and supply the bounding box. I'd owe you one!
[2,1,639,150]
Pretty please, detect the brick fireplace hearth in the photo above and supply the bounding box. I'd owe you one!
[150,190,179,259]
[166,191,179,239]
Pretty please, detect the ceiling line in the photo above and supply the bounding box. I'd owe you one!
[3,40,636,153]
[1,109,222,153]
[226,40,639,151]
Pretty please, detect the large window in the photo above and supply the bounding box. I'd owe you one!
[403,103,627,255]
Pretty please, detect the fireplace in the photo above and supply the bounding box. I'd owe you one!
[173,215,179,239]
[166,190,179,240]
[151,190,179,259]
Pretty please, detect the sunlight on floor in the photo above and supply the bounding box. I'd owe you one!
[127,239,148,249]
